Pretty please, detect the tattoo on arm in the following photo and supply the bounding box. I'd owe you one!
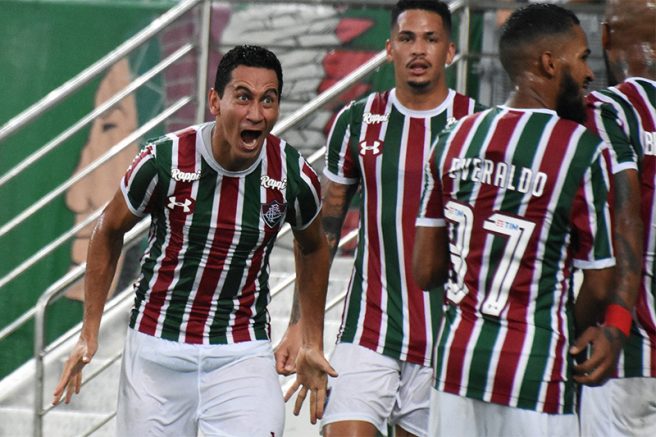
[322,215,344,260]
[289,288,301,325]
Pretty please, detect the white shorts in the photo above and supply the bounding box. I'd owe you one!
[429,388,578,437]
[580,377,656,437]
[116,328,284,437]
[321,343,432,437]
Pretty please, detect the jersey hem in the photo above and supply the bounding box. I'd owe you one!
[573,257,616,270]
[323,168,358,185]
[416,217,446,227]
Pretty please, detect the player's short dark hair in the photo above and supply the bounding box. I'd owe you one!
[391,0,452,35]
[499,4,580,80]
[214,45,283,97]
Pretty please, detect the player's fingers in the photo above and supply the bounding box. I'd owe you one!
[315,388,326,421]
[569,328,595,355]
[321,360,338,378]
[309,388,317,424]
[284,380,300,402]
[74,372,82,395]
[293,386,308,416]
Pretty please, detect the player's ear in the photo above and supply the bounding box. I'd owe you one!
[385,38,393,62]
[208,88,220,116]
[445,41,456,66]
[540,51,557,78]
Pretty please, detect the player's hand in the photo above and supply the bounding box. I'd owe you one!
[284,346,338,425]
[274,323,302,376]
[51,336,97,406]
[570,325,624,386]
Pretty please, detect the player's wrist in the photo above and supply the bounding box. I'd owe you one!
[603,303,632,338]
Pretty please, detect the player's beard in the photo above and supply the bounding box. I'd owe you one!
[555,69,587,124]
[407,79,431,92]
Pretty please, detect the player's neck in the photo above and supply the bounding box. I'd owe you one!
[394,83,449,111]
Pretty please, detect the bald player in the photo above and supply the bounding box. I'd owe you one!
[581,1,656,436]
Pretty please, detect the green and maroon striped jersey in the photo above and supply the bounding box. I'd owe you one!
[120,122,321,344]
[417,106,615,414]
[325,89,480,366]
[586,77,656,378]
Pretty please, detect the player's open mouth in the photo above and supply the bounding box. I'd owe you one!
[408,60,429,73]
[240,129,262,149]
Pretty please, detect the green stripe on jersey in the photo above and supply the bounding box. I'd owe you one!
[380,108,405,357]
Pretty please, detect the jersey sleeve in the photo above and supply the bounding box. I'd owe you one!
[120,143,159,217]
[416,146,446,228]
[286,155,322,230]
[586,98,638,174]
[323,102,359,185]
[570,145,616,269]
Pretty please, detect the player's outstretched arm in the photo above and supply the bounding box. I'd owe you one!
[275,178,356,375]
[52,190,140,406]
[284,215,338,424]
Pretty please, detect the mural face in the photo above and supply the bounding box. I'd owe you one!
[65,59,139,300]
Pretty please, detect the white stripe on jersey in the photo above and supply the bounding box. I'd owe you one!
[329,104,356,183]
[482,111,531,406]
[508,113,554,406]
[351,95,376,346]
[534,124,582,413]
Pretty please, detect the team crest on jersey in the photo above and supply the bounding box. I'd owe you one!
[363,112,389,124]
[359,139,383,156]
[167,195,195,213]
[261,200,287,228]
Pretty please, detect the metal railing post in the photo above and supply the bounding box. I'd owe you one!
[196,0,212,124]
[456,1,470,95]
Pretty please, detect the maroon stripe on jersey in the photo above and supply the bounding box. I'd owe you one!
[527,121,579,411]
[544,295,568,412]
[441,115,486,392]
[124,144,154,186]
[404,117,428,357]
[636,282,656,375]
[140,131,197,336]
[232,139,284,341]
[441,114,481,196]
[619,82,656,130]
[302,162,321,197]
[185,176,240,343]
[452,93,473,119]
[484,111,540,405]
[491,118,574,406]
[359,92,389,349]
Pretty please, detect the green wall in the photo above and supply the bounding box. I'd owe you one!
[0,0,170,378]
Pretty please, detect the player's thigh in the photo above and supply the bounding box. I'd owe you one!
[582,378,656,437]
[322,343,401,436]
[428,388,477,437]
[391,362,432,437]
[116,329,199,437]
[199,353,284,437]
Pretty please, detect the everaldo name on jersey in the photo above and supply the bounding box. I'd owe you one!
[447,157,548,197]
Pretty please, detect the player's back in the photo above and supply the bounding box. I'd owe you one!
[427,106,615,414]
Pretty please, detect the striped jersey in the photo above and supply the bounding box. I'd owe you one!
[324,89,480,366]
[417,106,615,414]
[586,77,656,378]
[120,122,321,344]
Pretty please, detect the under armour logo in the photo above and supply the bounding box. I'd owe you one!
[446,117,458,128]
[167,196,193,213]
[359,139,383,156]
